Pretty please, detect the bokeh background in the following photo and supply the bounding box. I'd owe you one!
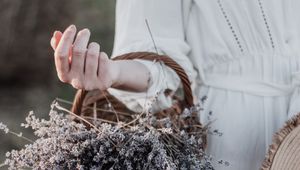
[0,0,116,166]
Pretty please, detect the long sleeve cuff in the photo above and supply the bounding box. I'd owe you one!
[107,57,180,113]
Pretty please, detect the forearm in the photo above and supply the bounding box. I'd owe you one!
[111,60,151,92]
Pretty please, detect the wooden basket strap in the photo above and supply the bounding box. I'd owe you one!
[72,89,88,116]
[71,52,194,114]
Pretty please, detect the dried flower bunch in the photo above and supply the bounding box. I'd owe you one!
[1,100,213,170]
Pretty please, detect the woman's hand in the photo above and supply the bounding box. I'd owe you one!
[50,25,119,91]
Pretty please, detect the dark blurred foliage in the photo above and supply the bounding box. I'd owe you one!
[0,0,115,87]
[0,0,74,87]
[0,0,116,165]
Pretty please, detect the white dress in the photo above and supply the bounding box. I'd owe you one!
[108,0,300,169]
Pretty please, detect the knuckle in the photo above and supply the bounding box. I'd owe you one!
[85,64,98,75]
[70,66,84,77]
[84,83,95,91]
[55,50,67,58]
[73,48,86,57]
[71,78,83,89]
[57,73,69,83]
[64,33,73,40]
[87,51,98,59]
[70,67,81,75]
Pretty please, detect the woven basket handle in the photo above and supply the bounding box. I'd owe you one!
[71,52,194,114]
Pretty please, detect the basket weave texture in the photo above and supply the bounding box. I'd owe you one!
[71,51,206,148]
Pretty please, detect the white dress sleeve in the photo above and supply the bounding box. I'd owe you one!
[107,0,197,113]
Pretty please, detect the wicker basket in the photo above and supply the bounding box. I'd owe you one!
[70,52,206,147]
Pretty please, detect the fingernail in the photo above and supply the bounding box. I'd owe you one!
[83,28,90,34]
[68,24,76,31]
[53,31,57,36]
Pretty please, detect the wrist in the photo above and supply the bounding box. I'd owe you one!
[108,59,151,92]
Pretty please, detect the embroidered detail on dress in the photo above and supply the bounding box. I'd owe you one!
[217,0,244,53]
[257,0,275,49]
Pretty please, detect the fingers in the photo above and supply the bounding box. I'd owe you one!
[50,36,55,50]
[97,52,110,90]
[54,25,76,82]
[70,29,91,75]
[52,25,110,91]
[98,52,109,76]
[50,31,62,50]
[69,28,91,89]
[85,42,100,80]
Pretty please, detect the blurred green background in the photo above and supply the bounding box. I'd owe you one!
[0,0,116,166]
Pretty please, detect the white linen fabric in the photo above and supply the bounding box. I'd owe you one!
[107,0,300,169]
